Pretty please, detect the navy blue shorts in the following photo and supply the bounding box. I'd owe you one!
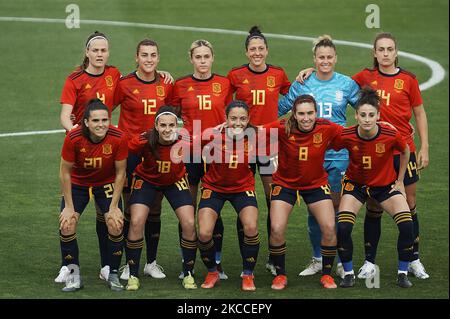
[198,188,258,215]
[129,175,193,211]
[270,184,332,206]
[60,183,123,215]
[123,152,142,193]
[341,177,402,204]
[394,152,419,186]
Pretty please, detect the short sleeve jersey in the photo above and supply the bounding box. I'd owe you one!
[227,64,290,125]
[61,125,128,187]
[352,68,423,152]
[128,134,187,186]
[333,124,407,186]
[60,65,121,125]
[201,130,257,193]
[172,74,232,138]
[278,72,360,160]
[115,72,173,140]
[265,119,343,190]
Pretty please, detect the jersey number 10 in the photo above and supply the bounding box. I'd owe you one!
[251,90,265,106]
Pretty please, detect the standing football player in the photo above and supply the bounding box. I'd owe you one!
[279,35,359,279]
[332,87,414,288]
[114,39,173,281]
[227,26,290,276]
[57,31,121,283]
[173,39,233,279]
[267,95,342,290]
[295,32,429,280]
[57,99,127,292]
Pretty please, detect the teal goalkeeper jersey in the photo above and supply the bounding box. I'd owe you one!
[278,71,360,161]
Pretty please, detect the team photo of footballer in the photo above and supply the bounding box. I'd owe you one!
[0,0,448,307]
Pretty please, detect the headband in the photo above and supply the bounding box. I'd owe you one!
[86,35,108,49]
[248,35,265,42]
[155,111,178,123]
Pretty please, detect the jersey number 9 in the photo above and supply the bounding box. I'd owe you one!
[362,156,372,169]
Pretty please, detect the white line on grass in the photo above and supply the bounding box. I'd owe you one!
[0,129,65,137]
[0,16,446,138]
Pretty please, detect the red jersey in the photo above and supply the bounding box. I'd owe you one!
[265,119,342,190]
[128,134,187,186]
[60,66,121,125]
[114,72,173,140]
[61,126,128,187]
[352,68,423,152]
[333,124,407,187]
[172,74,232,138]
[201,130,257,193]
[227,64,290,125]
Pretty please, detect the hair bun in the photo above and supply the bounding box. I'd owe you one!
[249,26,261,35]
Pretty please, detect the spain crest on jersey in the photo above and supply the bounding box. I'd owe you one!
[313,133,322,144]
[394,79,404,90]
[267,76,275,88]
[375,143,385,154]
[156,86,165,97]
[105,75,114,88]
[103,144,112,155]
[212,83,222,94]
